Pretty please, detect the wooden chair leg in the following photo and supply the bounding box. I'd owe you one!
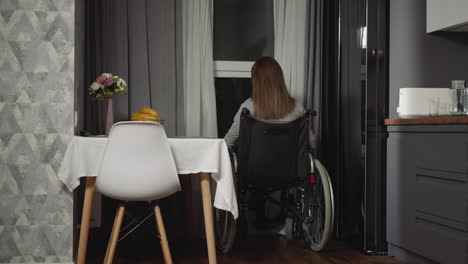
[104,203,125,264]
[154,205,173,264]
[76,176,96,264]
[200,173,217,264]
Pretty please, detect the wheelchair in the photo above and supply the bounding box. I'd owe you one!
[214,109,334,253]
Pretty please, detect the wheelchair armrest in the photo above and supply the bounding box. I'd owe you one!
[228,147,238,174]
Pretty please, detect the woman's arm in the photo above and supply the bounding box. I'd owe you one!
[224,99,251,147]
[224,108,241,147]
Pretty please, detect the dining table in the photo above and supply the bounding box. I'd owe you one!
[58,136,238,264]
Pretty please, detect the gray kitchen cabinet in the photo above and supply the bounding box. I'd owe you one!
[427,0,468,33]
[387,124,468,264]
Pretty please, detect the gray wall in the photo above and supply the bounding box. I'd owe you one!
[0,0,75,263]
[389,0,468,118]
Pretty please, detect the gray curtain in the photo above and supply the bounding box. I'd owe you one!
[305,0,324,153]
[82,0,184,137]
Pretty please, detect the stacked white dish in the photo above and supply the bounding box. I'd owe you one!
[397,88,451,118]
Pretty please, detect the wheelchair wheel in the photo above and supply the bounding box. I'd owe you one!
[302,159,334,252]
[214,208,236,253]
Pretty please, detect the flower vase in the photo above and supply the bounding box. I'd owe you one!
[105,98,114,135]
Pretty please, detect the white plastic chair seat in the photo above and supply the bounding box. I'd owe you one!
[96,121,181,201]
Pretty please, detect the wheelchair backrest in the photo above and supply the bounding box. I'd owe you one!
[238,108,309,190]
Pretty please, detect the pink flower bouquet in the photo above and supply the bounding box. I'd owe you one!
[89,73,128,100]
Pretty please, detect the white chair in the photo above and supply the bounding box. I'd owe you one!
[96,121,181,264]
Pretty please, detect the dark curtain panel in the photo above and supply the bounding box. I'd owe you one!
[82,0,183,137]
[306,0,354,243]
[83,0,105,134]
[305,0,324,154]
[319,0,340,239]
[75,0,85,135]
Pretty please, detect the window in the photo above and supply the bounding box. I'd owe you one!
[213,0,274,136]
[213,0,274,62]
[215,78,252,136]
[213,0,274,77]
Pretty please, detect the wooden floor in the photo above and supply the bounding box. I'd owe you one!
[88,235,403,264]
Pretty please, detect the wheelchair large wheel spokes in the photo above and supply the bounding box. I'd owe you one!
[303,159,334,252]
[214,207,237,253]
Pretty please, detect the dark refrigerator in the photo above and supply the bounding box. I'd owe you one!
[321,0,389,254]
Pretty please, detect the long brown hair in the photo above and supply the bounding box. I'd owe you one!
[251,56,295,120]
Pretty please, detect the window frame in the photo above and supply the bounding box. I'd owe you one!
[214,61,254,78]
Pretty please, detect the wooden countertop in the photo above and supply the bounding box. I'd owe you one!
[385,116,468,125]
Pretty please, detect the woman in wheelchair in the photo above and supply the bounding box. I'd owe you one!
[215,56,334,253]
[224,56,317,150]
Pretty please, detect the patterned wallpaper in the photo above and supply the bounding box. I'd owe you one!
[0,0,74,263]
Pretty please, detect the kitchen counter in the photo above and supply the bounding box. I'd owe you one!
[384,115,468,125]
[386,122,468,264]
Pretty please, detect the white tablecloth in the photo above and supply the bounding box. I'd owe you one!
[58,136,238,218]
